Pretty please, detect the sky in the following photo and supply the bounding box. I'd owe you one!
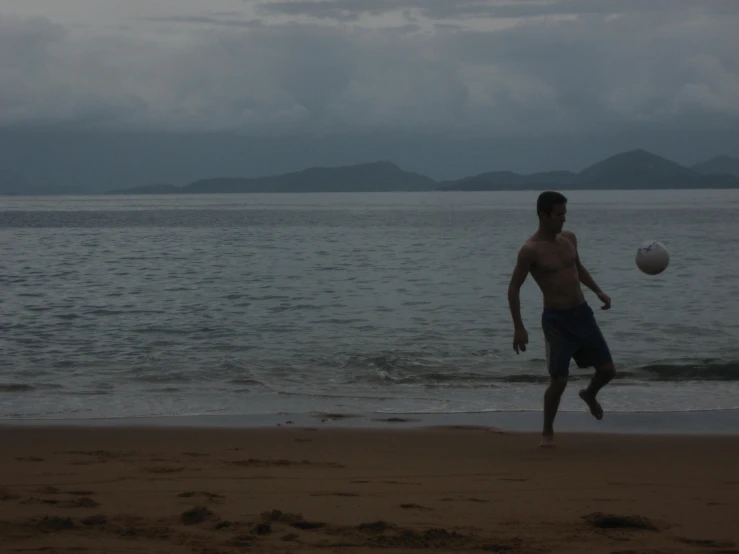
[2,0,738,136]
[1,1,738,185]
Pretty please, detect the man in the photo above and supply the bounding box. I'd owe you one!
[507,191,616,446]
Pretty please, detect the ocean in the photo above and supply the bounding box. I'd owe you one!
[2,189,739,423]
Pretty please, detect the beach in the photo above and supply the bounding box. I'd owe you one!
[3,190,739,552]
[1,422,738,554]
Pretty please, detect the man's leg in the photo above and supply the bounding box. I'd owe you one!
[579,361,616,420]
[575,312,615,420]
[541,376,568,445]
[540,325,571,446]
[587,361,616,396]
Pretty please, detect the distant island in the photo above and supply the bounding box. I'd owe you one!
[2,150,739,196]
[437,150,739,191]
[115,161,438,195]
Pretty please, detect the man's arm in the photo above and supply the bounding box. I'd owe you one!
[562,230,602,294]
[562,230,611,309]
[508,244,535,330]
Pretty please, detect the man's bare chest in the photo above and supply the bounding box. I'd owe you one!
[532,242,577,273]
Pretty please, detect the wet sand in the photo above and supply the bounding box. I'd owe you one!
[1,425,738,553]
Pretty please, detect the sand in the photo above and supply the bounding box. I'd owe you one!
[1,424,738,554]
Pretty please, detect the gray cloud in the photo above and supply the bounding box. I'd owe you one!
[208,11,246,17]
[257,0,739,21]
[0,3,737,137]
[144,15,263,27]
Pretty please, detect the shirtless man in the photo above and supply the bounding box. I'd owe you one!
[507,191,616,446]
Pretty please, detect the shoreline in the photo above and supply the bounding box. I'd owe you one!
[2,408,738,435]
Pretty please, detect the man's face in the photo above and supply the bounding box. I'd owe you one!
[545,203,567,232]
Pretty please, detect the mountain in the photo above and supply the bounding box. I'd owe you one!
[439,149,739,191]
[184,161,435,193]
[2,126,739,191]
[108,161,437,195]
[691,155,739,177]
[437,170,577,191]
[577,149,694,184]
[8,149,739,196]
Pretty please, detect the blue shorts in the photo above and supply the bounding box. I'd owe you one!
[541,302,612,378]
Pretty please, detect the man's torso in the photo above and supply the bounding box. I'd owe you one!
[527,231,586,309]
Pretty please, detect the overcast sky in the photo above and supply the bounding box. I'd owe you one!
[2,0,738,140]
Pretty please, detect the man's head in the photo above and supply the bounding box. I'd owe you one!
[537,191,567,233]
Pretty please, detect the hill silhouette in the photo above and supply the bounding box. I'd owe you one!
[5,149,739,195]
[184,161,435,193]
[691,155,739,177]
[106,161,436,195]
[438,149,739,191]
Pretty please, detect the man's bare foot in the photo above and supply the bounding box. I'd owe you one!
[538,435,555,448]
[579,389,604,420]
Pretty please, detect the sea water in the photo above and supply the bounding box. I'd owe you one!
[2,189,738,421]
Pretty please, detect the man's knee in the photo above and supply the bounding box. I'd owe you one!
[548,376,568,393]
[596,361,616,379]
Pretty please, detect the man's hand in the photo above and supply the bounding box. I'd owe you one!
[596,291,611,310]
[513,328,529,354]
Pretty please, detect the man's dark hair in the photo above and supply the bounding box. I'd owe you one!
[537,191,567,218]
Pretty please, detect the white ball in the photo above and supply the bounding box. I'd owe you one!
[636,240,670,275]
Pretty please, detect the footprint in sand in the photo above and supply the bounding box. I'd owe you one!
[440,497,489,503]
[226,458,344,468]
[583,512,658,531]
[400,503,433,511]
[382,481,421,485]
[33,486,96,496]
[63,450,131,465]
[177,491,225,503]
[63,450,132,459]
[291,520,326,529]
[36,515,76,531]
[677,537,737,548]
[310,492,360,497]
[62,497,99,508]
[23,497,60,505]
[181,505,216,525]
[0,488,21,501]
[82,514,108,526]
[141,466,185,474]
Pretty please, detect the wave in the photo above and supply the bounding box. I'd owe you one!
[3,360,737,400]
[346,359,739,386]
[356,371,502,386]
[0,383,35,392]
[500,362,739,383]
[635,360,739,381]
